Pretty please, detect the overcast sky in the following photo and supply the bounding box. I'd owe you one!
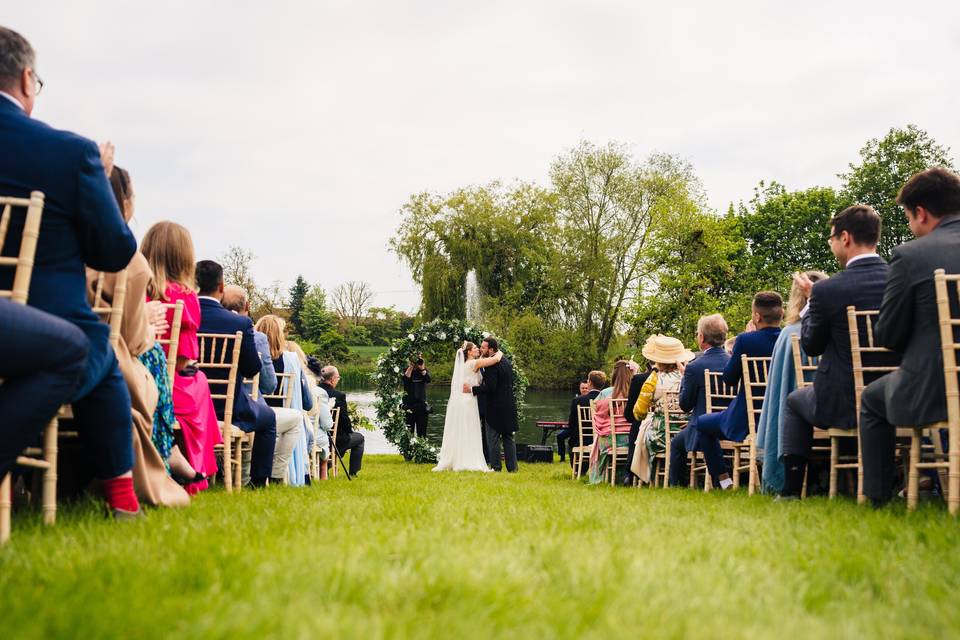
[8,2,958,312]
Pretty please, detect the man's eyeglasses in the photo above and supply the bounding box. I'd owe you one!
[30,69,43,95]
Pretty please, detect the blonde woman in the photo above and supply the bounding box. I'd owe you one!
[289,340,331,480]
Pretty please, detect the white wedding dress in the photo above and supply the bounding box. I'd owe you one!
[433,349,491,472]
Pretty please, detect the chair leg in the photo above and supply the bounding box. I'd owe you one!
[1,472,11,545]
[42,417,58,525]
[857,430,866,505]
[222,428,233,493]
[801,466,809,499]
[688,453,696,489]
[732,448,741,489]
[931,431,948,503]
[907,429,921,512]
[950,422,959,516]
[748,442,758,496]
[828,436,839,499]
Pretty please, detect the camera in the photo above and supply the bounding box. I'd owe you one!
[415,357,424,366]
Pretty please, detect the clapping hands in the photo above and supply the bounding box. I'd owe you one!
[144,300,169,337]
[98,141,115,178]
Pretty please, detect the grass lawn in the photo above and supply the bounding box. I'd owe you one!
[2,456,959,639]
[348,345,389,359]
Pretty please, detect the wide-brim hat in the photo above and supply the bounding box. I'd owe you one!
[642,334,695,365]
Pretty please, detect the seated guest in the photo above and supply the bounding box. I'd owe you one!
[556,378,588,462]
[624,358,654,484]
[141,222,222,495]
[629,336,694,484]
[0,301,88,483]
[694,292,783,489]
[755,270,827,494]
[194,260,278,487]
[587,361,633,484]
[254,315,310,485]
[291,342,331,480]
[306,356,335,480]
[558,372,605,467]
[319,366,364,476]
[667,314,731,486]
[221,285,276,397]
[861,167,960,506]
[779,206,889,499]
[0,27,143,517]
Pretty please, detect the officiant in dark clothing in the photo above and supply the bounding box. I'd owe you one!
[402,356,431,438]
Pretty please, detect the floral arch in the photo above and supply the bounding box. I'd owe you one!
[373,319,528,464]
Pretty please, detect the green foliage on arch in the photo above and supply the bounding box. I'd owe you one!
[373,319,528,464]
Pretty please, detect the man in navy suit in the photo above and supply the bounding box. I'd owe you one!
[779,205,892,499]
[194,261,277,487]
[0,28,142,516]
[667,314,731,486]
[557,371,605,466]
[694,293,783,489]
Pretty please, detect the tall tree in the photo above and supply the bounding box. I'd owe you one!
[840,124,954,256]
[220,245,257,302]
[331,280,375,325]
[301,284,334,342]
[288,275,309,335]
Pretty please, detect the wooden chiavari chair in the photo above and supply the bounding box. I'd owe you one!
[655,391,689,487]
[156,301,184,389]
[697,371,738,490]
[329,406,341,478]
[740,355,771,495]
[595,397,630,486]
[572,405,593,480]
[0,191,45,545]
[789,334,840,498]
[258,371,297,484]
[198,332,243,492]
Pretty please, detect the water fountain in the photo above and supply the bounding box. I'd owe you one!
[465,269,482,323]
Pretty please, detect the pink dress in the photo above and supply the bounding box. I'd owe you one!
[156,284,223,494]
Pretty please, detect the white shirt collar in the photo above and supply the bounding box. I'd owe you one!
[845,253,879,268]
[0,90,24,111]
[197,295,221,304]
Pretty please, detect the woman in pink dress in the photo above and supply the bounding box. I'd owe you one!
[141,221,222,494]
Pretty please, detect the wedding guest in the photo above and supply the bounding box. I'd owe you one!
[222,285,276,396]
[0,27,143,517]
[629,336,694,484]
[195,260,278,487]
[754,270,827,494]
[402,355,431,438]
[141,223,222,495]
[290,341,331,481]
[861,168,960,506]
[667,314,731,486]
[623,355,654,485]
[305,356,334,480]
[254,315,310,485]
[694,292,783,489]
[558,372,605,467]
[320,365,364,476]
[579,381,590,396]
[587,361,633,484]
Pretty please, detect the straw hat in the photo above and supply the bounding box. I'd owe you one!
[641,334,695,365]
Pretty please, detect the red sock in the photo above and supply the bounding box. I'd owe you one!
[102,476,140,512]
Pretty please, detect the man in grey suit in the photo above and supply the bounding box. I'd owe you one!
[860,167,960,506]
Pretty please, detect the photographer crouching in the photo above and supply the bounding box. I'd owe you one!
[402,355,431,438]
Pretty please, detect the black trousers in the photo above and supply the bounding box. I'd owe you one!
[668,426,699,486]
[485,422,518,472]
[555,427,575,461]
[860,375,897,503]
[405,403,428,438]
[338,432,365,476]
[781,386,818,458]
[0,300,88,479]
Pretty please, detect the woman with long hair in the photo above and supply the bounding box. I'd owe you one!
[587,360,635,484]
[141,221,222,494]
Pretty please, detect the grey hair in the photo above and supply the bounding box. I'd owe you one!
[320,365,338,382]
[0,27,35,89]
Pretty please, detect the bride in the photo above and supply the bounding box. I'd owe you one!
[433,341,502,472]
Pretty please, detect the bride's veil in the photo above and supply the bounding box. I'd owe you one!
[449,348,465,403]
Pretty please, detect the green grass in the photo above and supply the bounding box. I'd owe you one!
[348,345,389,359]
[2,456,959,639]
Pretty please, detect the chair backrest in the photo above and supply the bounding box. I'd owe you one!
[577,404,593,445]
[262,371,296,409]
[847,306,899,417]
[330,405,341,445]
[196,332,243,429]
[662,390,688,439]
[704,370,737,413]
[790,333,820,389]
[90,270,129,350]
[608,397,630,433]
[740,355,771,439]
[934,269,960,430]
[0,192,44,304]
[156,300,184,388]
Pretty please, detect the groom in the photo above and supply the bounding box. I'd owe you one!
[464,337,519,472]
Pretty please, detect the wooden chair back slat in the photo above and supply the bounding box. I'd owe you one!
[704,370,737,413]
[156,301,184,388]
[846,306,899,417]
[740,356,771,439]
[660,390,689,487]
[89,269,129,351]
[790,333,819,389]
[934,270,960,515]
[0,191,44,304]
[261,371,296,408]
[196,331,243,492]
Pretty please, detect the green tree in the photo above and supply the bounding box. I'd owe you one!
[840,124,954,256]
[288,275,309,336]
[301,284,334,342]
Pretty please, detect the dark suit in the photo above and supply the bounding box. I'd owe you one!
[861,216,960,503]
[402,367,431,438]
[472,356,518,472]
[781,256,891,460]
[668,346,731,486]
[695,328,780,481]
[0,98,138,480]
[197,297,277,483]
[321,382,364,475]
[557,388,601,463]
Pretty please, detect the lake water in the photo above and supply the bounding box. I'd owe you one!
[342,385,574,454]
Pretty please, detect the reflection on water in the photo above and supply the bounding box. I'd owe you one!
[342,385,574,450]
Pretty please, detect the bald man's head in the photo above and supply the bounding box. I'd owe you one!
[320,365,340,388]
[222,285,249,315]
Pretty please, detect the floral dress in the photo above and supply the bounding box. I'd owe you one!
[629,369,683,483]
[138,343,178,467]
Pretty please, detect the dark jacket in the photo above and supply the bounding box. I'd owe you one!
[0,98,136,398]
[625,370,653,426]
[472,356,519,434]
[567,388,601,444]
[197,297,275,432]
[402,367,431,406]
[678,346,731,422]
[718,327,781,441]
[320,382,354,448]
[875,216,960,426]
[801,255,892,428]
